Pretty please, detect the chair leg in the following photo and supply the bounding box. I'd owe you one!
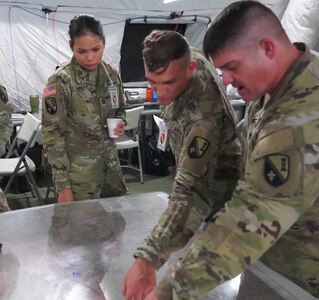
[137,145,144,184]
[45,186,50,201]
[25,164,44,205]
[45,184,55,202]
[27,173,44,205]
[127,148,133,165]
[27,177,37,198]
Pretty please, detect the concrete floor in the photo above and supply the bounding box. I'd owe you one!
[1,169,174,211]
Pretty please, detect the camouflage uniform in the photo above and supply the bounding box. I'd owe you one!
[0,83,12,212]
[155,43,319,299]
[134,50,241,269]
[0,84,12,156]
[42,57,128,201]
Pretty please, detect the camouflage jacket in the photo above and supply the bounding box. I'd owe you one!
[42,57,126,192]
[0,84,12,156]
[134,49,242,269]
[157,44,319,299]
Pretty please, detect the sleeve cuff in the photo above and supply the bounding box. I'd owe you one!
[53,176,71,192]
[133,249,160,269]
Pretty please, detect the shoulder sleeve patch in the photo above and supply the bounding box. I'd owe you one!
[264,154,289,187]
[188,136,210,158]
[45,97,57,115]
[247,148,303,197]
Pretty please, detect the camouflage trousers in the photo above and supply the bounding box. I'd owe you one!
[43,150,129,201]
[70,158,128,201]
[0,188,10,212]
[71,170,128,200]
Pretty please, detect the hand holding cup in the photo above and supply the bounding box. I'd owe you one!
[105,118,125,138]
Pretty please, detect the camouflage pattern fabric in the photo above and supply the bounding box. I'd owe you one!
[134,49,242,269]
[0,188,10,212]
[0,84,12,157]
[155,43,319,299]
[42,57,128,200]
[0,84,12,212]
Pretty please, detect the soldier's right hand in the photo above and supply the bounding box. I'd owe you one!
[57,188,74,203]
[122,257,156,300]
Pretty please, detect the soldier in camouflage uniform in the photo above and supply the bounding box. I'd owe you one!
[140,2,319,299]
[0,83,12,212]
[42,15,128,202]
[0,84,12,158]
[122,30,242,299]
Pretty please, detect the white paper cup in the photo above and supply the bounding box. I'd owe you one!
[107,118,122,138]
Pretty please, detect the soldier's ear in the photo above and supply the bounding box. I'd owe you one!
[186,60,196,78]
[259,38,275,59]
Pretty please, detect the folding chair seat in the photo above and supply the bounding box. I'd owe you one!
[116,106,144,184]
[0,113,43,205]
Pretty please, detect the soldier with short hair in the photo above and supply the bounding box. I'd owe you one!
[0,83,12,212]
[42,14,128,202]
[133,1,319,299]
[122,30,241,300]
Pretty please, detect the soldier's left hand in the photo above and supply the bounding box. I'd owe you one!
[104,121,126,137]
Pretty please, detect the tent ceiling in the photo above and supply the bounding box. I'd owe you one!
[0,0,290,18]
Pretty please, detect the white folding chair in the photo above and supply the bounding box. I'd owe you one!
[116,106,144,184]
[0,113,44,205]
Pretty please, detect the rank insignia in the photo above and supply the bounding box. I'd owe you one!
[188,137,210,159]
[264,154,289,187]
[45,97,57,115]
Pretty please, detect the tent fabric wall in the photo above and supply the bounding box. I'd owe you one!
[282,0,319,49]
[0,5,127,111]
[0,2,216,111]
[0,0,317,111]
[0,0,290,13]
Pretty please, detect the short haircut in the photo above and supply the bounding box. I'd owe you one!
[142,30,191,73]
[203,0,283,59]
[69,14,105,49]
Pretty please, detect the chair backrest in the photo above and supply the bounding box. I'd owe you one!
[17,113,41,147]
[124,106,144,131]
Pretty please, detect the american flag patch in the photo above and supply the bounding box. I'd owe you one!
[43,84,56,98]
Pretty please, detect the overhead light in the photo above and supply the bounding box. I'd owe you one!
[164,0,179,3]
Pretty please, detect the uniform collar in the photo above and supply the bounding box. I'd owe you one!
[266,43,310,105]
[71,56,100,88]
